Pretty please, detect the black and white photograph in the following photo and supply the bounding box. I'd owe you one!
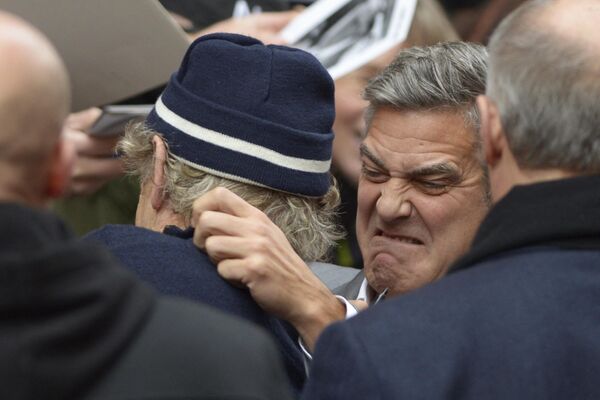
[281,0,416,78]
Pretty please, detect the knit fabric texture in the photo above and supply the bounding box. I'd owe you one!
[145,33,335,197]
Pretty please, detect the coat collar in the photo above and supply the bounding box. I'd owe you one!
[451,174,600,273]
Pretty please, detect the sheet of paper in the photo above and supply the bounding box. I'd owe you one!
[280,0,417,80]
[0,0,190,111]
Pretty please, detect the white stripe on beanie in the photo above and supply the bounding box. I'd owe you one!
[155,96,331,174]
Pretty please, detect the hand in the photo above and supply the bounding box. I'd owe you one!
[193,10,300,45]
[192,187,346,350]
[63,108,125,196]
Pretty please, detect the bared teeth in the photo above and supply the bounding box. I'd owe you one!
[381,232,421,244]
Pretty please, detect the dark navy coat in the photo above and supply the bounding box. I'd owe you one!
[303,175,600,400]
[86,224,305,393]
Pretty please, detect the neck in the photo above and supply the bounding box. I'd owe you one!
[135,197,187,233]
[0,183,45,208]
[492,166,579,204]
[519,168,579,184]
[143,209,187,233]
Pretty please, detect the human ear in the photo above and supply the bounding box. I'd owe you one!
[44,137,75,199]
[476,95,505,168]
[150,135,167,210]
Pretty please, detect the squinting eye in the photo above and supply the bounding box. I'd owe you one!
[361,165,387,182]
[417,181,449,194]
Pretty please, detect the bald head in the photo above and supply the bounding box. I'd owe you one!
[486,0,600,174]
[540,0,600,50]
[0,12,70,203]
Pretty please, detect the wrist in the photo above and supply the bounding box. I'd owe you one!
[291,293,346,351]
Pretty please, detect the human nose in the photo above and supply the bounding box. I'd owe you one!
[375,180,412,222]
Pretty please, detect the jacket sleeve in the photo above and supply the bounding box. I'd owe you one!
[301,321,381,400]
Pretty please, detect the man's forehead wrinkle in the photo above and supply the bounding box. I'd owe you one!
[369,121,476,151]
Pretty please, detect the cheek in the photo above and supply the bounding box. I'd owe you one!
[421,195,487,256]
[356,183,379,238]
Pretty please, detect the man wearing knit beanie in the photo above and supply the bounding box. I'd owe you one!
[86,33,342,392]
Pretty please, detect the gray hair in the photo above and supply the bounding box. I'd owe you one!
[487,0,600,172]
[118,123,343,262]
[363,41,488,131]
[363,41,490,200]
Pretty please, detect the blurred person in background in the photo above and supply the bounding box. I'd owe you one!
[440,0,528,43]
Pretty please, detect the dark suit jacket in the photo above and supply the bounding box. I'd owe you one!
[332,269,364,299]
[303,175,600,400]
[86,224,305,393]
[309,262,362,292]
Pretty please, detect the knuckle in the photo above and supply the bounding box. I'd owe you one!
[204,235,216,250]
[197,211,213,228]
[254,236,270,251]
[246,255,268,278]
[213,186,228,197]
[216,262,230,278]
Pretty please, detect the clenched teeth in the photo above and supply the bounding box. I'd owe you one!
[379,232,422,245]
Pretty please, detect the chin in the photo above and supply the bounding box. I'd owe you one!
[364,257,396,292]
[366,255,431,296]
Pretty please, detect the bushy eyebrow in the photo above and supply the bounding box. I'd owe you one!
[407,163,462,184]
[359,144,386,170]
[360,144,462,184]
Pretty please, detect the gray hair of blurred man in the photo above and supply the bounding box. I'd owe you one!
[486,0,600,172]
[362,41,491,200]
[119,125,342,262]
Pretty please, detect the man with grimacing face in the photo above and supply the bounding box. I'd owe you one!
[354,44,490,298]
[357,107,489,297]
[191,41,491,351]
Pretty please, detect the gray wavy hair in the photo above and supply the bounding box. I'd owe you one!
[118,123,343,262]
[363,41,490,201]
[487,0,600,172]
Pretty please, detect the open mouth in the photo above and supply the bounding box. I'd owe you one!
[376,230,424,245]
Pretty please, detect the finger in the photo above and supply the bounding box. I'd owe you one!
[191,187,261,227]
[264,35,288,46]
[65,107,102,131]
[256,10,301,30]
[216,259,249,287]
[169,11,194,31]
[193,210,246,249]
[68,179,107,196]
[204,235,253,263]
[72,157,124,181]
[65,129,120,156]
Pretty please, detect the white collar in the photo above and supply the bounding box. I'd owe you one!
[357,278,388,304]
[357,278,371,303]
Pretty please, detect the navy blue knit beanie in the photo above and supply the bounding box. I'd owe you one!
[145,33,335,197]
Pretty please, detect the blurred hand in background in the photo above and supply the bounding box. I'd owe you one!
[63,108,124,196]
